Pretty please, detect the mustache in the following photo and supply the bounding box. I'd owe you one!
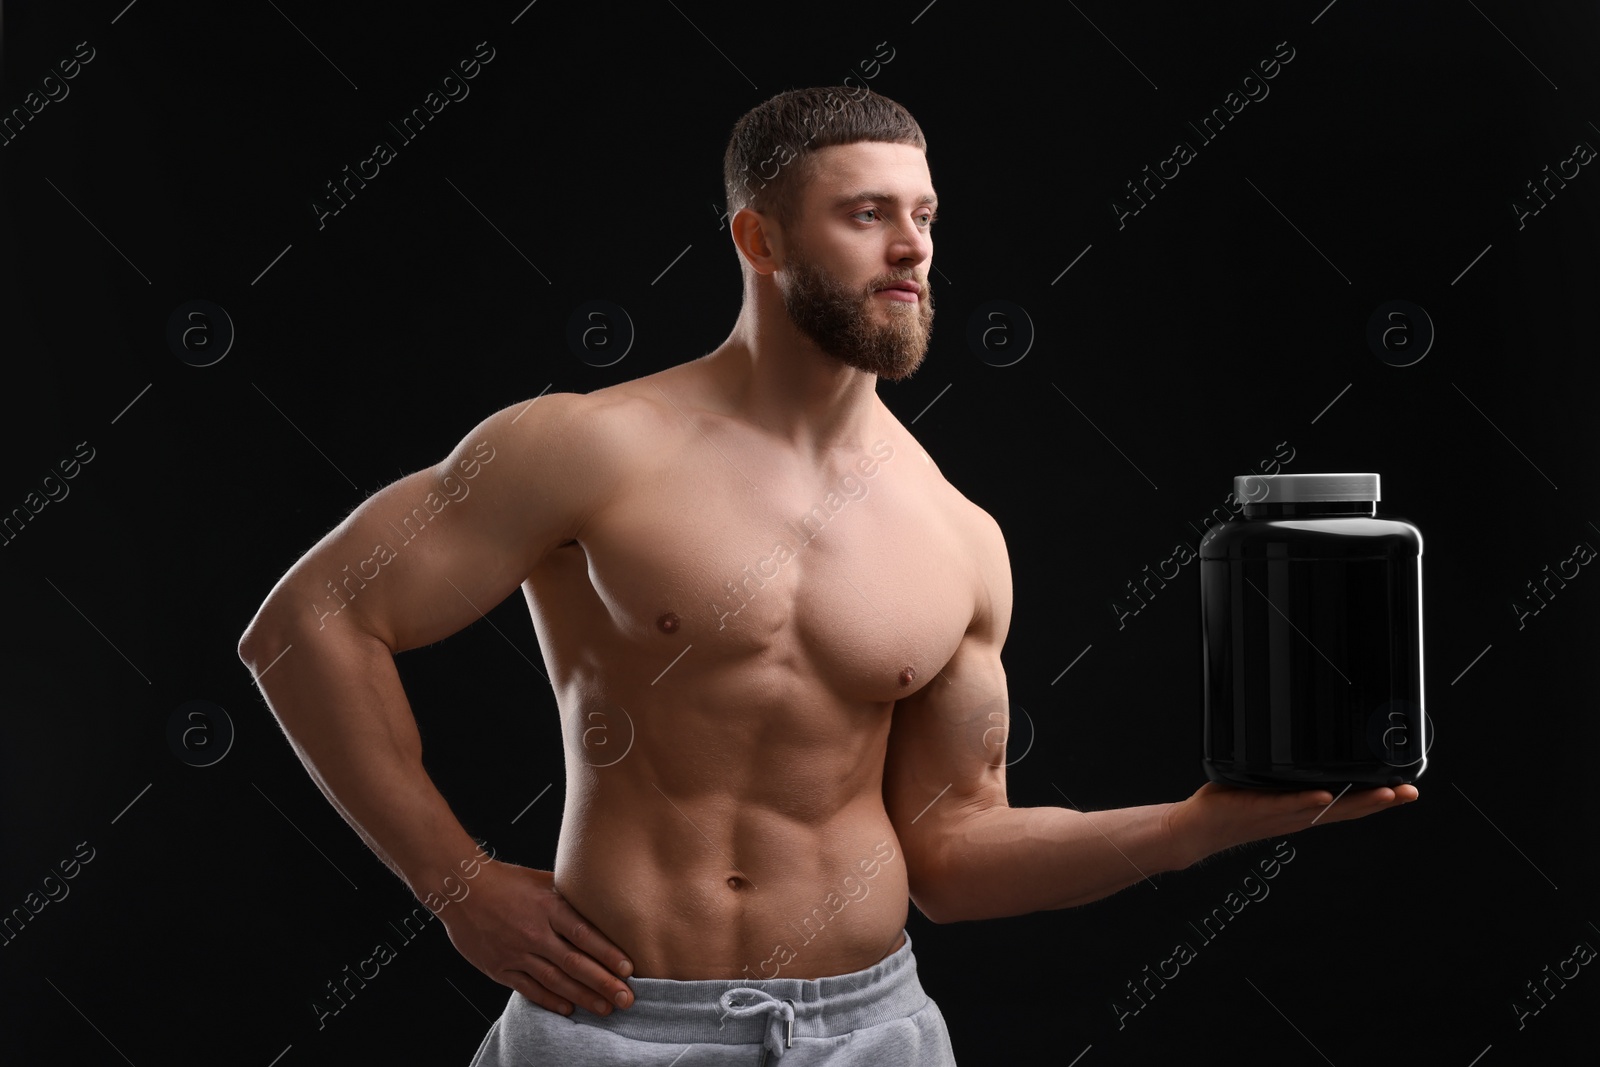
[866,276,929,297]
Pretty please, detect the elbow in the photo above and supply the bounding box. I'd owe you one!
[237,618,272,671]
[238,602,296,671]
[912,895,957,926]
[910,887,970,926]
[906,857,968,926]
[915,895,972,927]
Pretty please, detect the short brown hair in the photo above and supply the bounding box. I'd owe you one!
[722,86,927,234]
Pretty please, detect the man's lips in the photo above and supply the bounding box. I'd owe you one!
[874,281,921,301]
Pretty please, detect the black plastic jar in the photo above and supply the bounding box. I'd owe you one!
[1199,473,1426,789]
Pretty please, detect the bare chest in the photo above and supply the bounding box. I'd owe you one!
[539,436,975,704]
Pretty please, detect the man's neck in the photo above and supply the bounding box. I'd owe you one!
[702,310,883,461]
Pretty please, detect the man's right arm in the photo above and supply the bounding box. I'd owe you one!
[236,391,637,1017]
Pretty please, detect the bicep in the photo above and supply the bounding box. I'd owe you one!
[883,633,1011,839]
[883,507,1014,876]
[254,392,612,652]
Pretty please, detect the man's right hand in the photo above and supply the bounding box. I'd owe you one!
[440,860,635,1017]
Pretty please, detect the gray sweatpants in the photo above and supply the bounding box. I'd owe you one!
[466,931,957,1065]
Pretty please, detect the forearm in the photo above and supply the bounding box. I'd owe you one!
[918,802,1193,922]
[238,612,481,904]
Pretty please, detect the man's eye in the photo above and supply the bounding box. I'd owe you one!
[852,209,938,226]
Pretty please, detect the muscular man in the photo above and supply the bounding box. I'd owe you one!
[237,86,1418,1064]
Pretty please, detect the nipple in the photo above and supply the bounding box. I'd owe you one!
[657,611,681,634]
[898,666,916,687]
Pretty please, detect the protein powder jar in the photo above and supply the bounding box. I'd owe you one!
[1199,473,1426,789]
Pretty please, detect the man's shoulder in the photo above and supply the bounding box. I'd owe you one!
[589,371,699,426]
[876,416,1009,608]
[485,373,690,464]
[870,425,1011,643]
[876,410,1001,547]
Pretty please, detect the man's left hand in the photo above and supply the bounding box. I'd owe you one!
[1164,780,1419,868]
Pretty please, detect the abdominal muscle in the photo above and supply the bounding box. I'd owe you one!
[549,716,911,982]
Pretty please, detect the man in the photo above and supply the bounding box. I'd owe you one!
[237,86,1418,1064]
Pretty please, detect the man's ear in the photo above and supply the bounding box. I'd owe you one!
[731,207,782,276]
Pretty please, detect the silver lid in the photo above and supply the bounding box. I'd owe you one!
[1234,472,1380,504]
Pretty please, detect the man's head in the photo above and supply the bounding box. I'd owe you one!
[723,87,936,382]
[723,87,927,235]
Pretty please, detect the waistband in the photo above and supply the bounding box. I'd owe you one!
[562,930,924,1047]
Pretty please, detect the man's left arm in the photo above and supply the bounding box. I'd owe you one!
[882,507,1418,924]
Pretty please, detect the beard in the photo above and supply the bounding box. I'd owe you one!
[778,242,934,382]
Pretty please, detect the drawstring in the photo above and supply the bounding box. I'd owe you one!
[718,988,796,1059]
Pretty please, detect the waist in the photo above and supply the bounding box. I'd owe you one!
[545,930,922,1043]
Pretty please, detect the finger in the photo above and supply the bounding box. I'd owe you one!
[541,931,634,1011]
[505,970,574,1017]
[1311,786,1416,824]
[1347,786,1410,808]
[1367,785,1420,806]
[538,912,634,1010]
[520,953,621,1017]
[553,909,635,982]
[1329,788,1393,820]
[1251,788,1333,813]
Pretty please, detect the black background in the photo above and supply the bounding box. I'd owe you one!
[3,1,1597,1063]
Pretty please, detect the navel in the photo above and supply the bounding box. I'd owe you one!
[656,611,681,634]
[726,875,749,891]
[898,666,916,687]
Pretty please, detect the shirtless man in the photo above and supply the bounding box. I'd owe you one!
[237,87,1418,1064]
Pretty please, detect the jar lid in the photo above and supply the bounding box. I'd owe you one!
[1235,472,1380,503]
